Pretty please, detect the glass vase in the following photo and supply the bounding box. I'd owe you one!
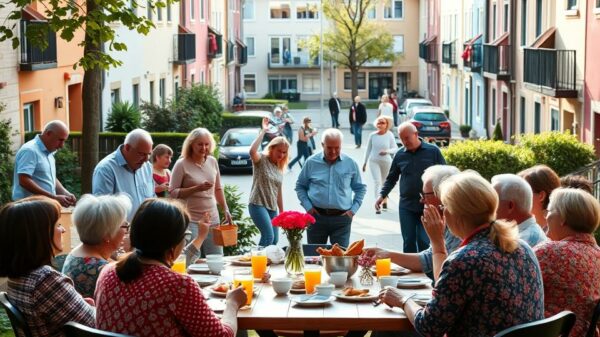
[285,235,304,276]
[359,267,374,286]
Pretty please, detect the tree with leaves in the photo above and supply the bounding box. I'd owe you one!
[304,0,396,99]
[0,0,163,193]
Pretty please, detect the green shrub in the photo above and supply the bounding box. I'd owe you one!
[0,310,13,337]
[105,101,142,132]
[220,185,259,256]
[0,112,14,205]
[492,122,503,141]
[246,98,288,105]
[442,140,534,180]
[517,132,595,176]
[141,102,178,132]
[174,84,223,133]
[55,144,81,198]
[221,112,263,134]
[595,229,600,246]
[261,93,276,99]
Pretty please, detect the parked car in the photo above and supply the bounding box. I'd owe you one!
[217,127,260,172]
[408,106,451,145]
[235,110,281,139]
[399,98,433,118]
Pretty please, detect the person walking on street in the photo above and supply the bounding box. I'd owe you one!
[349,96,367,148]
[295,129,366,247]
[281,105,294,144]
[376,122,446,253]
[377,95,394,119]
[389,91,399,127]
[288,117,317,170]
[328,92,341,128]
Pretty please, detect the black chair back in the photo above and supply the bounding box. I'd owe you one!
[0,292,32,337]
[494,311,576,337]
[63,322,132,337]
[587,299,600,337]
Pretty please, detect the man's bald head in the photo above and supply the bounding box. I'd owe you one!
[398,122,421,151]
[41,120,69,152]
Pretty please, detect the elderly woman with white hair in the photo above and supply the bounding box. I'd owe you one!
[62,193,132,297]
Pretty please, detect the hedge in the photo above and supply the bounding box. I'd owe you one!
[221,112,263,133]
[245,99,288,105]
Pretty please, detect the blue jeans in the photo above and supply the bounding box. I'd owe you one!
[331,112,340,128]
[288,141,310,169]
[392,111,399,127]
[283,124,293,143]
[352,123,364,146]
[399,208,430,253]
[248,203,279,246]
[307,213,352,248]
[186,222,223,263]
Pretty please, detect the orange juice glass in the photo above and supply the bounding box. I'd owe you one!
[376,258,391,278]
[172,255,186,274]
[233,269,254,306]
[251,247,268,279]
[304,266,322,294]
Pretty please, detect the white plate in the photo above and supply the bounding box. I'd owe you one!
[333,291,378,302]
[396,278,430,289]
[188,264,210,273]
[291,295,334,307]
[412,294,432,306]
[206,298,226,312]
[189,274,220,287]
[209,286,259,297]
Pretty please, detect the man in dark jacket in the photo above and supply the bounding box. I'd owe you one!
[328,92,341,128]
[349,95,367,148]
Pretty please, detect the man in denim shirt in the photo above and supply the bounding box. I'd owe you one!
[296,129,366,247]
[377,122,446,253]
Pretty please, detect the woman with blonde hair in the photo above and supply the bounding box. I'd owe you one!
[534,188,600,337]
[288,117,317,170]
[377,94,394,118]
[378,171,544,337]
[362,116,396,214]
[170,127,231,259]
[248,118,290,246]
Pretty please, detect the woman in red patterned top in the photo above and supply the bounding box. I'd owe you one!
[534,188,600,337]
[95,198,247,337]
[151,144,173,198]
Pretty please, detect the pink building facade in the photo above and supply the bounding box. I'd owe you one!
[585,1,600,156]
[420,0,441,106]
[180,0,212,86]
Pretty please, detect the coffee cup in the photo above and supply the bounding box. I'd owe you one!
[329,271,348,288]
[315,283,334,297]
[379,275,399,289]
[271,277,293,296]
[207,260,224,274]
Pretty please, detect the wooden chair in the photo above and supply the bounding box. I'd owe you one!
[586,299,600,337]
[0,291,32,337]
[494,311,576,337]
[63,322,133,337]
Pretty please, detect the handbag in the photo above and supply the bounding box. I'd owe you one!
[212,220,238,246]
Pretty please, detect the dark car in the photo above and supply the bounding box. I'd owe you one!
[217,127,260,172]
[409,106,451,145]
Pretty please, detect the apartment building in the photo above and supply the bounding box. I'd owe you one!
[420,0,441,106]
[585,0,600,156]
[0,4,22,149]
[225,0,247,106]
[463,0,486,138]
[440,0,465,124]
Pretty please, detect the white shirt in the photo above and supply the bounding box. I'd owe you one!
[363,131,397,165]
[378,102,394,117]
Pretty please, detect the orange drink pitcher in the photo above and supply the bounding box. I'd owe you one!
[304,266,322,294]
[234,269,254,306]
[251,247,268,279]
[376,258,391,278]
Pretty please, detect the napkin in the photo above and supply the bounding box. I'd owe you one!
[265,245,285,264]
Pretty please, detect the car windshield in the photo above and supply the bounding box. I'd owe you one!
[222,131,258,146]
[414,113,447,122]
[408,102,432,109]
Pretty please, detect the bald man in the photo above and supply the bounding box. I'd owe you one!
[376,122,446,253]
[12,120,76,207]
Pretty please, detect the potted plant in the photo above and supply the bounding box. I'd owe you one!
[459,124,472,138]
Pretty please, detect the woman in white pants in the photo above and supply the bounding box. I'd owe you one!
[362,116,397,214]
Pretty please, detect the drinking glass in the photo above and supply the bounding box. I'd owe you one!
[304,265,322,294]
[251,246,268,279]
[172,254,186,274]
[233,268,254,306]
[376,258,391,278]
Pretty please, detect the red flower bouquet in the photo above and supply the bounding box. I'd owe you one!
[272,211,315,231]
[272,211,315,275]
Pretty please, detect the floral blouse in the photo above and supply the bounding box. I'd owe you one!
[62,255,109,298]
[534,233,600,337]
[414,228,545,337]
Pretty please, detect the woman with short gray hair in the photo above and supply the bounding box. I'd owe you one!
[62,193,131,297]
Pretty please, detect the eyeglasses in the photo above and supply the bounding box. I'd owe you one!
[419,192,435,200]
[120,221,131,233]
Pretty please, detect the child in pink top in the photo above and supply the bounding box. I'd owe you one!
[152,144,173,198]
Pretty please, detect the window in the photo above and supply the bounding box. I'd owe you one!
[268,75,297,93]
[393,35,404,54]
[132,84,139,108]
[159,78,166,107]
[491,89,497,123]
[200,0,204,20]
[147,1,152,20]
[551,107,560,130]
[167,3,171,21]
[476,84,481,118]
[521,0,527,45]
[535,0,542,37]
[243,0,254,19]
[157,6,162,21]
[245,37,255,56]
[190,0,195,20]
[520,97,526,133]
[302,74,320,93]
[243,74,256,93]
[344,72,366,90]
[191,74,195,84]
[270,2,291,19]
[367,5,376,19]
[270,37,291,64]
[384,0,403,19]
[23,103,34,132]
[149,81,155,104]
[534,101,541,133]
[111,88,121,104]
[296,3,318,19]
[597,0,600,8]
[492,3,497,39]
[503,2,509,32]
[567,0,577,9]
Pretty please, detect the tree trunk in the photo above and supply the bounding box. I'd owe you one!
[80,0,101,194]
[350,67,358,100]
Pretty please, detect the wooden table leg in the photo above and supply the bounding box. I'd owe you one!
[256,330,279,337]
[345,331,368,337]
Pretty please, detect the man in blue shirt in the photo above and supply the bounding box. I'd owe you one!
[377,122,446,253]
[12,120,76,207]
[92,129,155,220]
[295,128,366,247]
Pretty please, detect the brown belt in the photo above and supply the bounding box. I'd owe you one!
[314,207,347,216]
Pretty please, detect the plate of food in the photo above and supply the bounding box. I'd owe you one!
[187,264,210,274]
[396,277,430,289]
[290,294,335,307]
[189,274,220,287]
[289,279,306,294]
[334,287,378,302]
[209,283,259,297]
[411,293,432,306]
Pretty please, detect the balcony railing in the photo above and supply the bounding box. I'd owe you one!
[173,33,195,64]
[267,53,320,68]
[226,40,235,64]
[19,20,57,71]
[483,44,511,80]
[442,41,457,67]
[523,48,577,98]
[419,40,438,64]
[208,28,223,59]
[238,45,248,65]
[463,40,482,72]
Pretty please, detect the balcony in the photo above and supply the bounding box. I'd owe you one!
[236,39,247,65]
[267,53,320,69]
[173,33,195,64]
[463,35,483,72]
[523,48,577,98]
[442,41,457,67]
[19,20,57,71]
[419,36,438,64]
[483,44,511,81]
[208,26,223,59]
[226,40,235,64]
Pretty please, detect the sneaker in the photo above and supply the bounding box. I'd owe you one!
[376,210,381,214]
[383,203,387,209]
[355,145,361,149]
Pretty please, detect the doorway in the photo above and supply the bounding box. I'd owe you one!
[368,72,393,99]
[395,72,408,98]
[68,84,83,131]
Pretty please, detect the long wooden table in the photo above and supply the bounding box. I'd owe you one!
[200,260,433,337]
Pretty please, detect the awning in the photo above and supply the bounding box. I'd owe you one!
[235,38,246,48]
[465,33,483,45]
[178,24,193,34]
[208,25,222,37]
[490,32,509,46]
[22,5,46,21]
[531,27,556,49]
[421,35,437,46]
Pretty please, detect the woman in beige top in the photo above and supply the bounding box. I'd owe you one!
[170,127,232,259]
[248,118,290,246]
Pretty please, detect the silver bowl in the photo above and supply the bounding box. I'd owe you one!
[321,255,359,279]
